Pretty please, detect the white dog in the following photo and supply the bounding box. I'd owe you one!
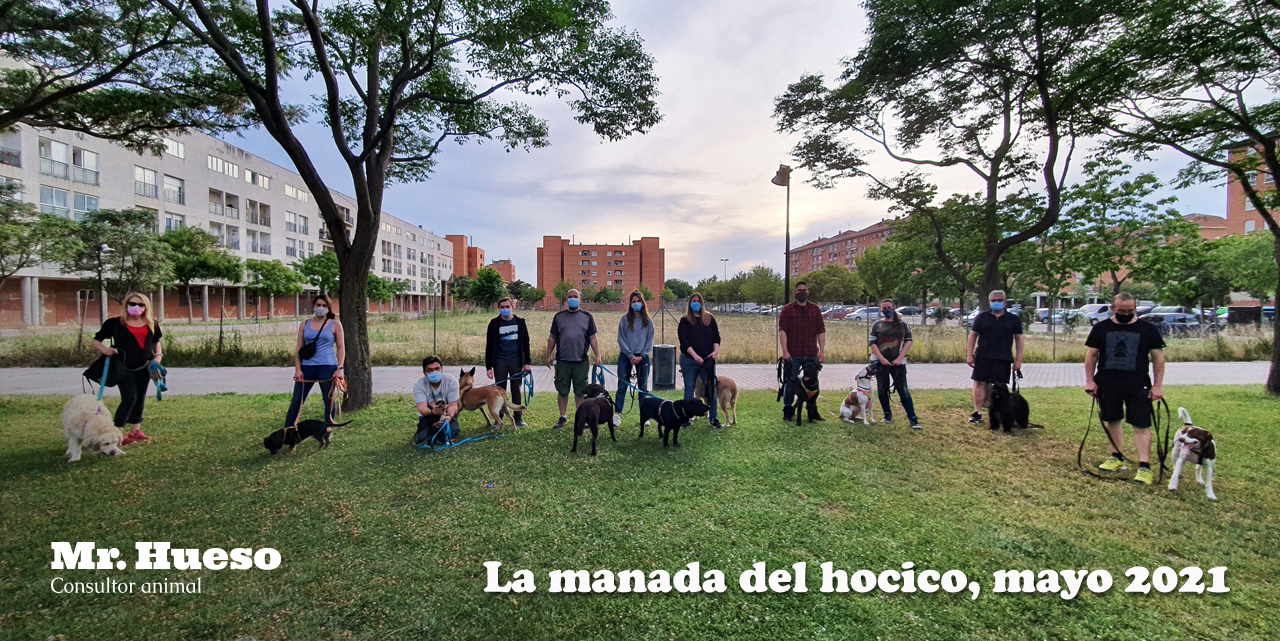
[61,394,125,462]
[837,366,876,425]
[1168,407,1217,501]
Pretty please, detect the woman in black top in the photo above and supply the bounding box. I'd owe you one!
[484,297,532,426]
[92,292,163,444]
[677,292,722,428]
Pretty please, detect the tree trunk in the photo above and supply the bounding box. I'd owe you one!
[1268,237,1280,395]
[339,259,373,411]
[185,285,194,324]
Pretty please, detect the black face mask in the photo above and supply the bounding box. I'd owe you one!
[1114,313,1135,324]
[795,292,808,302]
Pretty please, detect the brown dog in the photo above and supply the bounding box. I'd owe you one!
[694,375,739,425]
[458,367,526,433]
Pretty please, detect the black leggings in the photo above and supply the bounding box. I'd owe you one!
[115,368,151,427]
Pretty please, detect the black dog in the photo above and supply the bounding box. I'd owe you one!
[637,395,710,448]
[795,360,825,425]
[988,383,1030,432]
[572,384,618,456]
[264,420,351,454]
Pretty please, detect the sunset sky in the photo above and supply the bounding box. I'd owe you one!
[225,0,1221,285]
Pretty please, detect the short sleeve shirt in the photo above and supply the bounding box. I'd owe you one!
[972,311,1023,361]
[413,374,460,405]
[869,320,913,362]
[549,309,597,362]
[1085,319,1166,389]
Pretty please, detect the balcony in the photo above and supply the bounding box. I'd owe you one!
[319,229,331,241]
[225,239,240,250]
[40,157,69,178]
[72,166,99,185]
[260,245,271,255]
[0,146,19,167]
[224,205,239,219]
[208,202,224,216]
[135,181,158,198]
[163,186,185,205]
[40,204,70,218]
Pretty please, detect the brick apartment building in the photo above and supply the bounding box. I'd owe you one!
[788,220,893,278]
[489,259,516,283]
[0,125,454,328]
[1226,149,1276,237]
[536,236,663,306]
[1184,213,1228,239]
[445,235,487,279]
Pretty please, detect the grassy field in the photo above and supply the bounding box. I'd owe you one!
[1,386,1277,640]
[1,310,1273,367]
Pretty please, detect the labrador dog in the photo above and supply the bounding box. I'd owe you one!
[1168,407,1217,501]
[637,395,710,448]
[987,383,1030,432]
[837,365,876,425]
[458,367,526,433]
[61,394,125,462]
[694,375,739,425]
[572,384,618,456]
[264,419,351,454]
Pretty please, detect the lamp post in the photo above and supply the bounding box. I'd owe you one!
[771,164,792,305]
[720,258,728,280]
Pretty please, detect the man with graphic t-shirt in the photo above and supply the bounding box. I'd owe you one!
[1084,293,1166,486]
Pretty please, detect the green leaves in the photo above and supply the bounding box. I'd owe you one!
[468,266,508,307]
[244,259,303,298]
[0,185,80,285]
[60,208,173,303]
[294,251,341,296]
[160,226,243,288]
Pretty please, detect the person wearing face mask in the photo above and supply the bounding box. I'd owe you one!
[678,292,723,428]
[285,294,346,431]
[778,281,826,423]
[615,290,655,413]
[965,290,1024,424]
[414,355,461,445]
[868,298,922,429]
[1084,292,1166,485]
[485,297,531,427]
[92,292,163,444]
[546,289,601,429]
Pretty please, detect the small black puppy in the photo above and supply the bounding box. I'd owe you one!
[637,394,710,448]
[264,420,351,454]
[987,383,1030,432]
[796,360,824,425]
[571,383,617,456]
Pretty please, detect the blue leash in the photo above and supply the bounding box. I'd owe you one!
[417,429,504,451]
[97,355,111,401]
[150,361,168,401]
[489,370,535,403]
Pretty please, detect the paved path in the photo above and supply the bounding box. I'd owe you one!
[2,362,1268,396]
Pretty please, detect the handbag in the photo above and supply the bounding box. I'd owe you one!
[297,318,329,361]
[84,353,124,388]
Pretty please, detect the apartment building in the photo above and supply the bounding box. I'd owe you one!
[536,236,663,306]
[444,235,488,279]
[489,259,516,283]
[788,220,893,278]
[0,125,454,327]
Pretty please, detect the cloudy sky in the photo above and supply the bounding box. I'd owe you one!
[226,0,1222,286]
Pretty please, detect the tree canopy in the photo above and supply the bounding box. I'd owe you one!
[62,208,172,304]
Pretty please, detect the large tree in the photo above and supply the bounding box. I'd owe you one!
[160,226,243,323]
[0,0,246,150]
[1099,0,1280,392]
[774,0,1153,309]
[0,183,79,289]
[156,0,661,410]
[467,266,507,307]
[244,258,303,318]
[62,208,173,313]
[294,250,341,296]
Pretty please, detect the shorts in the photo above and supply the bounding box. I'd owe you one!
[971,356,1012,384]
[554,360,590,397]
[1097,387,1153,428]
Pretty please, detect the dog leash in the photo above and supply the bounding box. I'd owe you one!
[149,361,168,401]
[488,370,535,404]
[1151,397,1173,483]
[596,363,649,414]
[96,355,111,402]
[1077,392,1132,480]
[295,375,347,423]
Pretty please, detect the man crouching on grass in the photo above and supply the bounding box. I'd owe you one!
[414,356,460,446]
[1084,293,1166,485]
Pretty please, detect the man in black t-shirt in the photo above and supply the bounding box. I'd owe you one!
[965,290,1024,423]
[1084,293,1166,486]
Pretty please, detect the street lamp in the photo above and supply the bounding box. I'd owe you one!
[720,258,728,280]
[771,164,792,304]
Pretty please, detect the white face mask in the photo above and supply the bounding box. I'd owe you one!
[314,306,328,317]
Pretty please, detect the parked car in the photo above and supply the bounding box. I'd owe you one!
[1151,305,1190,314]
[1035,308,1051,323]
[1135,305,1155,316]
[961,308,981,329]
[1265,306,1276,321]
[1077,303,1112,325]
[1142,312,1213,336]
[824,306,853,320]
[949,308,964,319]
[846,307,880,321]
[897,306,924,317]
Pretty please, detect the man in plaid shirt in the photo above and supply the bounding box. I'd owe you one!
[778,281,826,423]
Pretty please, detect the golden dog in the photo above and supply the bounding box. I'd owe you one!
[694,374,739,425]
[457,368,526,433]
[61,394,125,462]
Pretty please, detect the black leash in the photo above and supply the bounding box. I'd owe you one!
[1077,393,1130,481]
[1152,397,1172,484]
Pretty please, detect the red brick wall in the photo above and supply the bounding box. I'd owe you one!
[491,260,516,282]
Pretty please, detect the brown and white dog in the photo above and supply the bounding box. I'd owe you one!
[61,394,125,462]
[458,368,527,433]
[1168,407,1217,501]
[694,375,739,425]
[837,365,876,425]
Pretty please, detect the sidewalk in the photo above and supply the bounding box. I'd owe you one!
[2,362,1268,396]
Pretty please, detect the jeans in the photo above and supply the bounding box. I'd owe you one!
[493,361,526,409]
[415,414,460,445]
[114,367,151,427]
[679,354,717,421]
[876,364,918,422]
[783,355,821,409]
[616,354,651,412]
[285,364,338,427]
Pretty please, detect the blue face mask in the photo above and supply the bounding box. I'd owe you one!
[567,298,580,309]
[690,302,702,312]
[990,301,1005,311]
[881,307,894,318]
[631,302,643,311]
[499,308,512,318]
[426,371,442,383]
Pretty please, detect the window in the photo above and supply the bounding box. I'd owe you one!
[592,251,598,256]
[38,138,70,178]
[286,238,297,257]
[1246,170,1258,185]
[381,222,392,232]
[39,185,70,217]
[616,250,625,256]
[382,240,392,256]
[224,162,239,179]
[382,258,392,272]
[298,215,309,236]
[394,261,403,274]
[0,130,19,167]
[580,250,589,256]
[1267,172,1275,184]
[285,184,299,199]
[163,138,185,158]
[285,211,297,233]
[72,149,99,185]
[163,175,185,204]
[428,268,435,279]
[592,261,597,266]
[408,232,416,242]
[427,254,435,266]
[408,264,416,277]
[72,193,99,220]
[134,166,158,198]
[393,226,401,235]
[1246,197,1255,211]
[0,176,22,201]
[226,226,240,250]
[245,170,270,189]
[338,205,353,224]
[259,233,272,255]
[580,260,589,266]
[209,222,224,245]
[407,248,416,261]
[393,244,402,259]
[607,251,612,256]
[1246,220,1256,234]
[208,155,224,172]
[164,212,185,231]
[308,242,314,255]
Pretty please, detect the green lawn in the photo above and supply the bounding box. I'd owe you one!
[1,387,1277,640]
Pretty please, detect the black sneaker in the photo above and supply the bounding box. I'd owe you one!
[910,420,923,430]
[515,418,529,428]
[709,418,723,429]
[968,412,983,424]
[882,416,893,423]
[554,416,567,429]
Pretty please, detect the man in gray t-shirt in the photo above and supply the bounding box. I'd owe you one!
[545,289,601,429]
[413,356,460,445]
